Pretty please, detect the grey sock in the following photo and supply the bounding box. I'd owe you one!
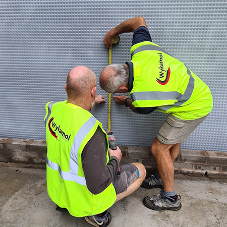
[162,190,177,202]
[162,190,176,197]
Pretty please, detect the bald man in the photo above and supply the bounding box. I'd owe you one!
[44,66,146,227]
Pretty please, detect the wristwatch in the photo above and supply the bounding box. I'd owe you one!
[124,98,131,107]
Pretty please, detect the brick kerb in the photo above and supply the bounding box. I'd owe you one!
[0,138,226,178]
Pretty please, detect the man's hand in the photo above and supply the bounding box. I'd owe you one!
[95,95,105,104]
[113,95,128,105]
[103,31,116,49]
[103,17,146,49]
[109,146,122,162]
[113,95,138,113]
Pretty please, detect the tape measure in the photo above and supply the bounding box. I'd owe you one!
[108,35,120,132]
[108,48,112,132]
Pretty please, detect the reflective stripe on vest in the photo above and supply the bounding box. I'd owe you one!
[44,102,55,126]
[46,113,97,185]
[131,44,171,58]
[47,158,86,185]
[131,44,195,110]
[160,67,194,111]
[69,116,97,176]
[131,91,181,102]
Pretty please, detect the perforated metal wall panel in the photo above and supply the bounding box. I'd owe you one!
[0,0,226,151]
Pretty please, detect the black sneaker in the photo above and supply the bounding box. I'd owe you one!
[143,190,182,211]
[84,211,111,227]
[56,205,68,212]
[140,171,163,189]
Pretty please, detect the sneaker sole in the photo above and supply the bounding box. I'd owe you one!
[84,213,112,227]
[84,217,99,227]
[143,197,182,211]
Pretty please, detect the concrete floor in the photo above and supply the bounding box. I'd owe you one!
[0,165,227,227]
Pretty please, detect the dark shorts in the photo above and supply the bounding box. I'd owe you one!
[113,164,139,194]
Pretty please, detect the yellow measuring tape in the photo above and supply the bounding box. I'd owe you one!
[107,36,119,132]
[108,48,112,132]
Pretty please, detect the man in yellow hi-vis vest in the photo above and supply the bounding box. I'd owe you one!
[100,17,213,211]
[45,66,146,227]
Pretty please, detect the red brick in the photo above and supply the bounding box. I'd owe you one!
[174,162,194,170]
[179,149,207,163]
[221,165,227,172]
[120,158,139,165]
[195,164,221,173]
[141,159,157,168]
[206,150,227,165]
[127,146,151,159]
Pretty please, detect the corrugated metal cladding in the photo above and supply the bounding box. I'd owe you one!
[0,1,226,151]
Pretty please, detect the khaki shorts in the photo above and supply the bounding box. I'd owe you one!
[113,164,139,194]
[157,114,208,144]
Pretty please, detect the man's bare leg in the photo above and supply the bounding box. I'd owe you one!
[170,143,181,162]
[142,138,182,211]
[151,138,175,192]
[115,162,146,202]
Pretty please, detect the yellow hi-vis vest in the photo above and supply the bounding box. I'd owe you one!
[44,101,116,217]
[130,41,213,120]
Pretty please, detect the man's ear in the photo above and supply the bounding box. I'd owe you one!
[64,85,67,92]
[91,86,96,98]
[117,85,128,93]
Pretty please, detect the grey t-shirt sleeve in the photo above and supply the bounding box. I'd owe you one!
[81,126,119,195]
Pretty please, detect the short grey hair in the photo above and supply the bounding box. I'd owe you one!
[100,64,128,93]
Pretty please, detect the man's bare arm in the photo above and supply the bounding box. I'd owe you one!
[103,17,147,49]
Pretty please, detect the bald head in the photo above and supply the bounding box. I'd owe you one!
[100,64,128,93]
[66,66,96,100]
